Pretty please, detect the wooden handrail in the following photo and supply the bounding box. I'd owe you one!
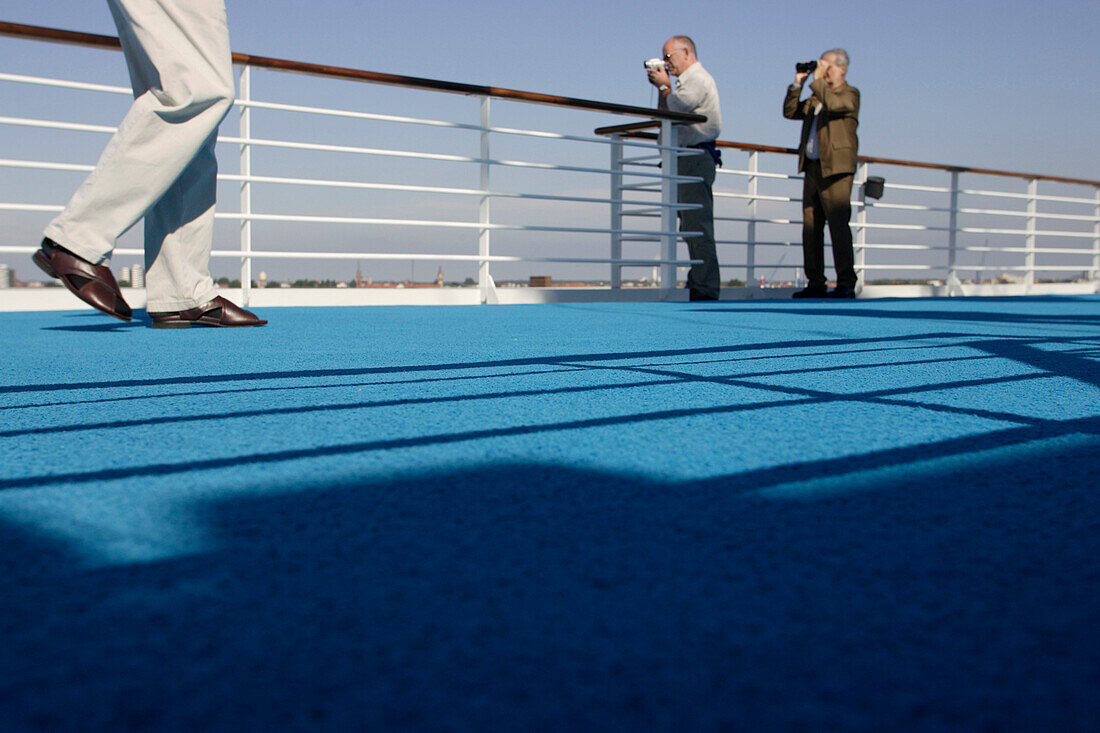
[594,122,1100,188]
[4,20,1097,187]
[0,21,706,124]
[0,21,123,51]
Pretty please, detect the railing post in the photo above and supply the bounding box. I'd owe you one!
[478,95,497,304]
[854,161,868,292]
[946,170,962,295]
[609,132,624,289]
[238,64,252,306]
[659,119,678,299]
[746,150,758,287]
[1024,177,1038,292]
[1093,185,1100,285]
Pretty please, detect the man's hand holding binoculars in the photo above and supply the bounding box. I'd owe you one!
[795,56,830,86]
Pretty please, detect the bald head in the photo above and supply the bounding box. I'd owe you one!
[662,35,698,76]
[668,35,697,56]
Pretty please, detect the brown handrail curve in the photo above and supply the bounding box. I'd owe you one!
[4,20,1096,187]
[0,21,705,124]
[594,124,1100,188]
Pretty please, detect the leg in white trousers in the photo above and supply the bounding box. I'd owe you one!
[43,0,235,312]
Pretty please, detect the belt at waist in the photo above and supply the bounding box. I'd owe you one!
[689,141,722,167]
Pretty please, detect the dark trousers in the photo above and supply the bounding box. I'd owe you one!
[801,158,856,289]
[678,151,720,298]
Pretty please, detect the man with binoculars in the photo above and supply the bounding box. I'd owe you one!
[784,49,860,299]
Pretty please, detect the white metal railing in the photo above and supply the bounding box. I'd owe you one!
[1,22,1098,305]
[0,24,707,304]
[603,128,1100,294]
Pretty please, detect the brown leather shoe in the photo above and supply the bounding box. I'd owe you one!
[32,238,132,321]
[149,295,267,328]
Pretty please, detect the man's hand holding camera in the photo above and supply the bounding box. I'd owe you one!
[645,59,671,96]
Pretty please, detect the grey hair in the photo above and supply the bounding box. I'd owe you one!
[823,48,849,68]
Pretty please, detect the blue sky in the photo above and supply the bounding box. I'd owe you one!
[2,1,1098,283]
[7,0,1097,177]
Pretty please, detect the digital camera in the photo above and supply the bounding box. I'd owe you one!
[644,58,666,72]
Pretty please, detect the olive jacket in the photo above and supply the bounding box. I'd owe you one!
[783,77,860,178]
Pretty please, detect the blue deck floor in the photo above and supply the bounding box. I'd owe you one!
[2,296,1099,730]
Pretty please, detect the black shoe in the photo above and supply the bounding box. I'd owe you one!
[827,287,857,299]
[688,289,719,301]
[792,285,828,299]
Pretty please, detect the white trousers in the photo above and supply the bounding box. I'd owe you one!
[44,0,235,311]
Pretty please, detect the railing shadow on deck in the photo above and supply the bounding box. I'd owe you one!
[3,383,1099,728]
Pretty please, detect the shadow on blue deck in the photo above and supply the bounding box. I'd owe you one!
[1,296,1098,729]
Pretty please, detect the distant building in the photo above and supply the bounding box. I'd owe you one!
[130,264,145,289]
[354,262,373,287]
[436,266,444,287]
[258,270,268,288]
[119,266,131,285]
[0,263,11,288]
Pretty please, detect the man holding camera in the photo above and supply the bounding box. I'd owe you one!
[784,49,860,298]
[647,36,723,301]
